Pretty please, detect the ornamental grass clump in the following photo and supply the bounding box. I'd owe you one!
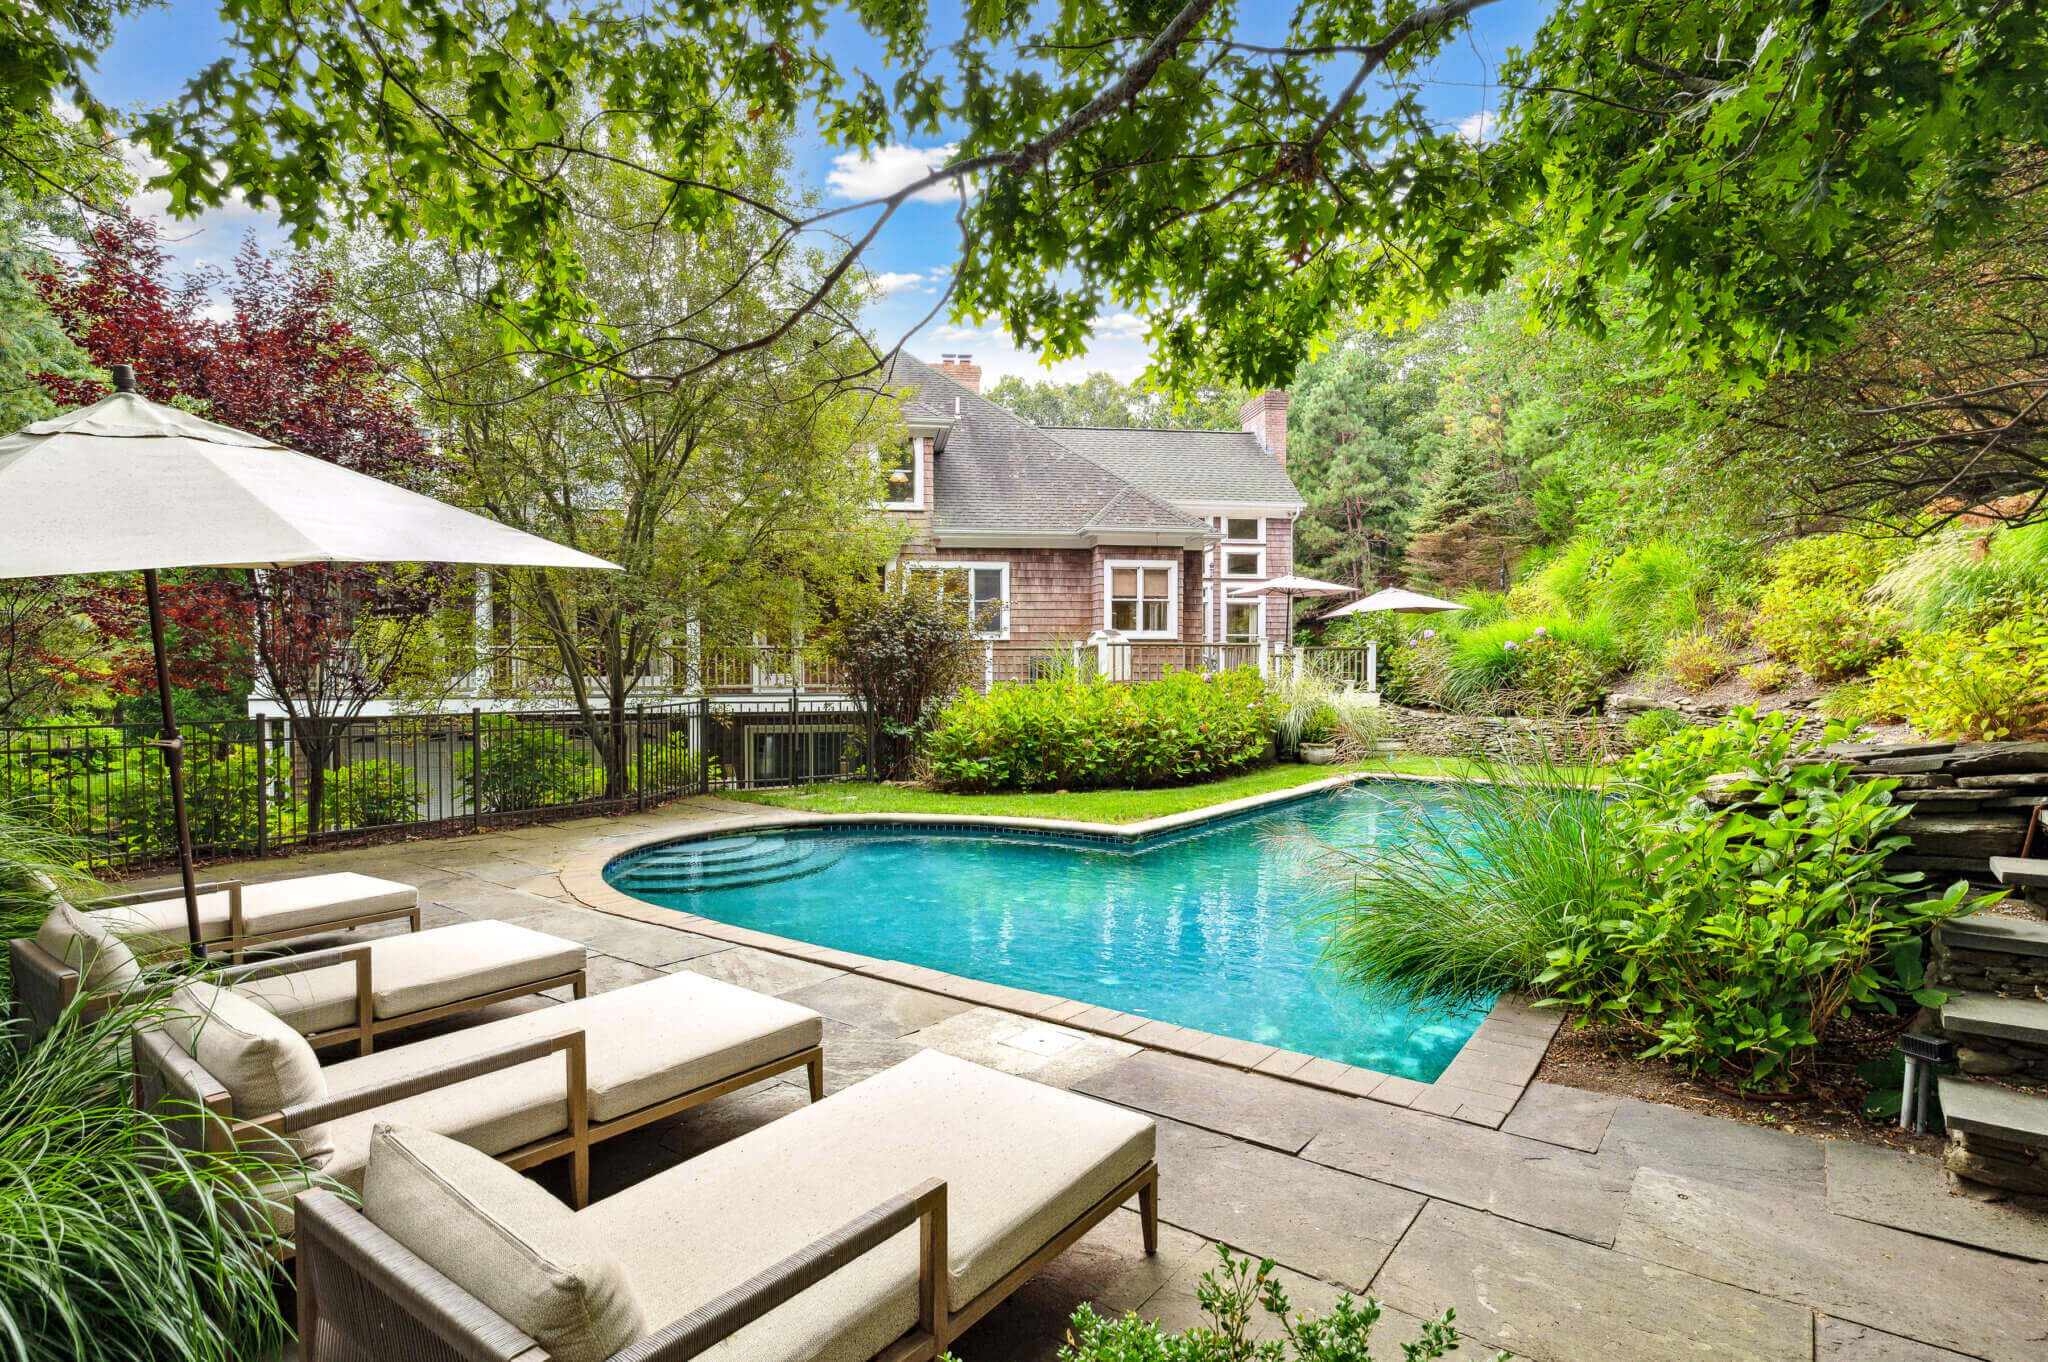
[0,807,304,1361]
[923,667,1275,792]
[1304,746,1610,1009]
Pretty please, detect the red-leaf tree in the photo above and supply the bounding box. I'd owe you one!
[35,216,450,827]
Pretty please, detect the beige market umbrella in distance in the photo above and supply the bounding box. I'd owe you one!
[1225,573,1355,639]
[0,366,618,955]
[1320,586,1472,619]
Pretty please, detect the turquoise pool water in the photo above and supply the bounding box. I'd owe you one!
[604,784,1493,1080]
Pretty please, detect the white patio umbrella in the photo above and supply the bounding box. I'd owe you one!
[1224,574,1355,639]
[0,366,618,954]
[1320,586,1472,619]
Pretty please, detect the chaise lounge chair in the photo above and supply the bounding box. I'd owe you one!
[132,968,826,1209]
[14,902,587,1054]
[293,1050,1159,1362]
[41,868,421,959]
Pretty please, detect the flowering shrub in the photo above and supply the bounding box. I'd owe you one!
[1860,611,2048,740]
[1659,629,1730,693]
[1739,659,1794,694]
[1754,533,1905,680]
[923,668,1275,792]
[1539,710,1970,1093]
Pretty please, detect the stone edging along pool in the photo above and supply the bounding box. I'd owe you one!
[557,771,1559,1130]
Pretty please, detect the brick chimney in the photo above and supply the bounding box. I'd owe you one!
[1239,389,1290,465]
[935,353,982,395]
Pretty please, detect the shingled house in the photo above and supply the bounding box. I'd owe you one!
[880,353,1305,652]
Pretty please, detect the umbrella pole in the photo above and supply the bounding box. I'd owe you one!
[142,569,206,958]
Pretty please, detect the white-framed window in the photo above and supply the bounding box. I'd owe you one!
[900,560,1009,638]
[875,440,922,510]
[1105,560,1177,638]
[1224,599,1263,644]
[1222,547,1264,578]
[1223,516,1264,543]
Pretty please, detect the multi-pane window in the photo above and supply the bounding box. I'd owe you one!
[1109,564,1173,635]
[904,562,1008,637]
[878,442,920,507]
[1224,516,1262,542]
[1224,549,1262,577]
[1225,601,1261,643]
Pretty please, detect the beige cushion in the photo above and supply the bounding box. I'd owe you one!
[167,983,335,1165]
[101,872,416,950]
[234,920,585,1035]
[363,1124,644,1362]
[34,900,142,992]
[577,1051,1156,1362]
[313,971,822,1191]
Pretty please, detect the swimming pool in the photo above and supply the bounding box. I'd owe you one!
[604,783,1493,1080]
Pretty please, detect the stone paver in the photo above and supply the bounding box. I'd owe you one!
[1152,1120,1423,1290]
[1303,1094,1634,1247]
[902,1009,1139,1089]
[1500,1081,1620,1153]
[1825,1137,2048,1263]
[151,811,2048,1362]
[1615,1169,2048,1362]
[675,943,845,996]
[1816,1316,1978,1361]
[1599,1096,1826,1197]
[783,972,976,1038]
[1371,1201,1813,1362]
[491,900,732,968]
[1073,1051,1333,1153]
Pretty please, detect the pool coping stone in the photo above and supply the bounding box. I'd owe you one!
[558,772,1559,1128]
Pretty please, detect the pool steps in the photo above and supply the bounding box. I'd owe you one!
[611,837,846,893]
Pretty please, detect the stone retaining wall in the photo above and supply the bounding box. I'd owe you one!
[1383,706,1607,760]
[1822,740,2047,888]
[1952,1033,2048,1083]
[1946,1131,2048,1209]
[1937,945,2048,1001]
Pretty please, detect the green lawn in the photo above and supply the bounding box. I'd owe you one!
[725,762,1371,824]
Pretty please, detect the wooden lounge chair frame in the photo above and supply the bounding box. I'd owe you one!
[293,1159,1160,1361]
[81,877,423,962]
[11,936,587,1056]
[133,1021,826,1208]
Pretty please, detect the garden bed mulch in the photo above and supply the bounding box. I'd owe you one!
[1535,1010,1947,1156]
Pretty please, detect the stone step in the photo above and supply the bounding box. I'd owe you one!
[1939,992,2048,1045]
[1990,856,2048,889]
[1938,1076,2048,1149]
[1941,912,2048,960]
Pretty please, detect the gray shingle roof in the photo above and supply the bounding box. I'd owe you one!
[885,353,1210,544]
[1041,426,1303,506]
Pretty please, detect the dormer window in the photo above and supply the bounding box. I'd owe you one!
[877,440,922,510]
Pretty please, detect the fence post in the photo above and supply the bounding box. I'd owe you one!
[1071,640,1082,675]
[469,708,483,832]
[1366,641,1378,694]
[788,680,801,787]
[1257,637,1270,678]
[698,694,712,795]
[254,715,269,858]
[1291,646,1304,684]
[636,705,647,812]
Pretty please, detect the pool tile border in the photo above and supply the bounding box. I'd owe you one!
[558,776,1560,1128]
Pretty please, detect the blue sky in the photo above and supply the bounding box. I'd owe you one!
[92,1,1551,383]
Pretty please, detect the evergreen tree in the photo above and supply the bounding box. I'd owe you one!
[1286,338,1439,588]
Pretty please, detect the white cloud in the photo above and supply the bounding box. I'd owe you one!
[825,143,968,204]
[1455,110,1498,143]
[1096,312,1148,341]
[870,271,930,296]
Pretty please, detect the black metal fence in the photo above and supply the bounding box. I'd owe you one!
[0,700,869,872]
